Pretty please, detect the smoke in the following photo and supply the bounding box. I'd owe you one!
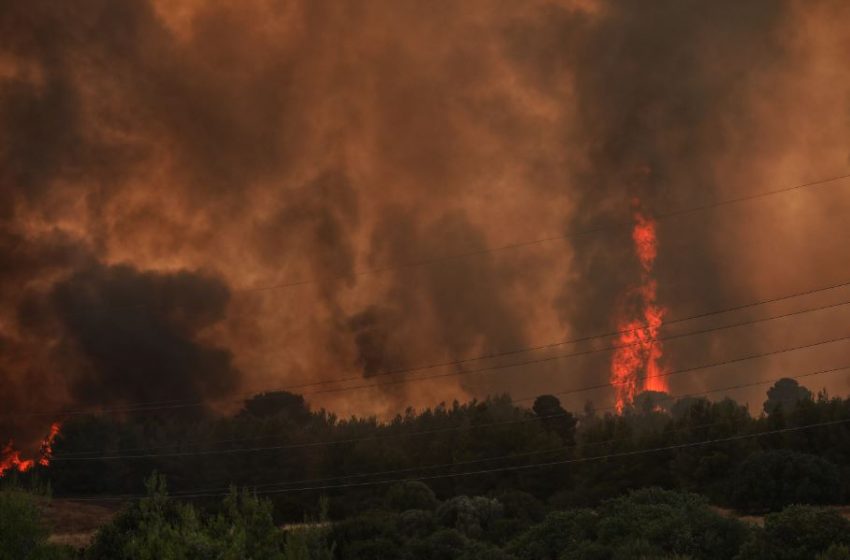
[532,1,791,395]
[2,0,850,447]
[48,262,238,408]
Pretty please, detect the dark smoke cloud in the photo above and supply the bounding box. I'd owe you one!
[354,208,529,400]
[48,262,238,408]
[524,0,787,333]
[506,1,800,398]
[257,170,360,311]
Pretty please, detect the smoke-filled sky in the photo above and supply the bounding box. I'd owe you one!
[3,0,850,445]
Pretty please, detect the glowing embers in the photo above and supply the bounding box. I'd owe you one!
[0,422,60,477]
[610,211,668,413]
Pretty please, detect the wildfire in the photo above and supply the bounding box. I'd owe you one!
[610,209,668,413]
[0,422,61,477]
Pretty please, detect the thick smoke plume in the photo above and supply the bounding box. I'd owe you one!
[2,0,850,449]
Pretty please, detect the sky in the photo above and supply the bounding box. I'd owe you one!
[2,0,850,447]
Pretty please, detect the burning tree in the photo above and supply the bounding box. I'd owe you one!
[0,423,61,477]
[610,209,668,413]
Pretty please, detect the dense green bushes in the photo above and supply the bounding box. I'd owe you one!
[85,475,287,560]
[735,505,850,560]
[0,487,74,560]
[5,378,850,556]
[505,488,745,560]
[4,482,850,559]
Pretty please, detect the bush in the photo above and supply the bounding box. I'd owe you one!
[436,496,503,539]
[0,487,49,560]
[342,537,404,560]
[385,481,439,512]
[406,528,469,560]
[506,509,597,560]
[0,487,73,560]
[397,509,437,538]
[330,511,402,559]
[735,505,850,560]
[596,488,746,560]
[496,491,546,523]
[728,451,841,513]
[86,474,285,559]
[819,545,850,560]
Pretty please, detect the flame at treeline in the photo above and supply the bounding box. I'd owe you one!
[610,209,668,413]
[0,423,61,477]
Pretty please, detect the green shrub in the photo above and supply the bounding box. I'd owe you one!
[330,511,402,559]
[596,488,746,560]
[86,474,285,559]
[496,491,546,523]
[406,528,469,560]
[436,496,503,539]
[397,509,437,538]
[0,487,49,560]
[506,509,598,559]
[735,505,850,560]
[0,487,72,560]
[819,545,850,560]
[385,481,439,512]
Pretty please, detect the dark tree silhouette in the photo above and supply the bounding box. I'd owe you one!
[532,395,577,445]
[763,378,813,415]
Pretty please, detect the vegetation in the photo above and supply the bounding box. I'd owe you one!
[5,482,850,558]
[3,378,850,556]
[0,485,75,560]
[35,378,850,521]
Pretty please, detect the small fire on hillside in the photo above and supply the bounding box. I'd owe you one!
[0,422,61,477]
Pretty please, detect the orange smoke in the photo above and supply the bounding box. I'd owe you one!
[611,210,668,413]
[0,422,61,477]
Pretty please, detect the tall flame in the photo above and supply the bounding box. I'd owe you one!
[610,210,668,413]
[0,422,61,477]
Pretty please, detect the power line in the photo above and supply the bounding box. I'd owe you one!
[166,419,745,495]
[60,173,850,318]
[47,335,850,462]
[220,277,850,395]
[234,172,850,293]
[514,332,850,405]
[22,280,850,419]
[50,360,850,460]
[248,417,850,497]
[298,301,850,399]
[150,363,850,495]
[60,416,850,501]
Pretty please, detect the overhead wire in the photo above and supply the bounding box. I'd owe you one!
[144,363,850,496]
[59,416,850,501]
[16,278,850,419]
[48,360,850,459]
[57,172,850,313]
[47,334,850,461]
[233,172,850,293]
[25,172,850,419]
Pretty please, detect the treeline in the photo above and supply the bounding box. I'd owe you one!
[12,378,850,521]
[5,479,850,559]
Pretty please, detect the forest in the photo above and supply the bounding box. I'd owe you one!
[3,377,850,558]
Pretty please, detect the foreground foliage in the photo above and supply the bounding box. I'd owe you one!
[5,378,850,557]
[5,483,849,559]
[0,486,75,560]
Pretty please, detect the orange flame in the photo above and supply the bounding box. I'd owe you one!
[0,422,61,477]
[632,213,657,271]
[611,210,668,413]
[38,422,61,467]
